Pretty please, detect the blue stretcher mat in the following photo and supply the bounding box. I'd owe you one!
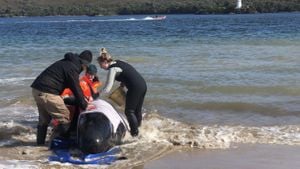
[48,138,122,165]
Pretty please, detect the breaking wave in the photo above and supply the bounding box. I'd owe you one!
[0,111,300,168]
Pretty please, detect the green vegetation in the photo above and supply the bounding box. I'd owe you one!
[0,0,299,17]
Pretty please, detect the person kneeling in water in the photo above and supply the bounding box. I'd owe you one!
[62,64,102,102]
[60,64,102,138]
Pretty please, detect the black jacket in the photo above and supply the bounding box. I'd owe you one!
[31,53,87,110]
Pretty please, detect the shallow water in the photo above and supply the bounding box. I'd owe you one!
[0,13,300,168]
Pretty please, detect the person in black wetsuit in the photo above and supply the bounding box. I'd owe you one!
[97,48,147,137]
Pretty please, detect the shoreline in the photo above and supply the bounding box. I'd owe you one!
[1,143,300,169]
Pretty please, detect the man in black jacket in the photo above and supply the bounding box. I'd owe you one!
[31,50,93,145]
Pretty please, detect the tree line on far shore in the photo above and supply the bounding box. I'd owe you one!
[0,0,299,17]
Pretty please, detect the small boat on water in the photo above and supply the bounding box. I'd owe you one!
[152,15,167,20]
[144,15,167,20]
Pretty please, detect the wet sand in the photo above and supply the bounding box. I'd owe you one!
[144,144,300,169]
[1,143,300,169]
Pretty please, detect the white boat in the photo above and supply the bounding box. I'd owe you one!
[144,15,167,20]
[152,15,167,20]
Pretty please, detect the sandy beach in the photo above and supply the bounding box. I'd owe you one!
[145,143,300,169]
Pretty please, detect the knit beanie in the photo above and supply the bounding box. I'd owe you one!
[87,64,97,75]
[79,50,93,65]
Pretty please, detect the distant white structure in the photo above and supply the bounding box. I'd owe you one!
[236,0,242,9]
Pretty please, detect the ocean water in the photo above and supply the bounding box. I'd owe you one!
[0,13,300,168]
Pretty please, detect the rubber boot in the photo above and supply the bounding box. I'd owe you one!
[125,110,139,137]
[135,111,142,127]
[37,125,48,145]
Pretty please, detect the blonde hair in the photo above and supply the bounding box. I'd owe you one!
[97,48,113,62]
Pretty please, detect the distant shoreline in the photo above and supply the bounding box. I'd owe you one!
[0,0,299,17]
[1,11,299,19]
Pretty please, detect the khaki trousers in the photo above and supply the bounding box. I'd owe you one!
[32,88,70,126]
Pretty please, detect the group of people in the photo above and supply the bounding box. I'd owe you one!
[31,48,147,146]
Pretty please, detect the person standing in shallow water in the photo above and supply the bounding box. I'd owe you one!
[31,50,93,145]
[97,48,147,137]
